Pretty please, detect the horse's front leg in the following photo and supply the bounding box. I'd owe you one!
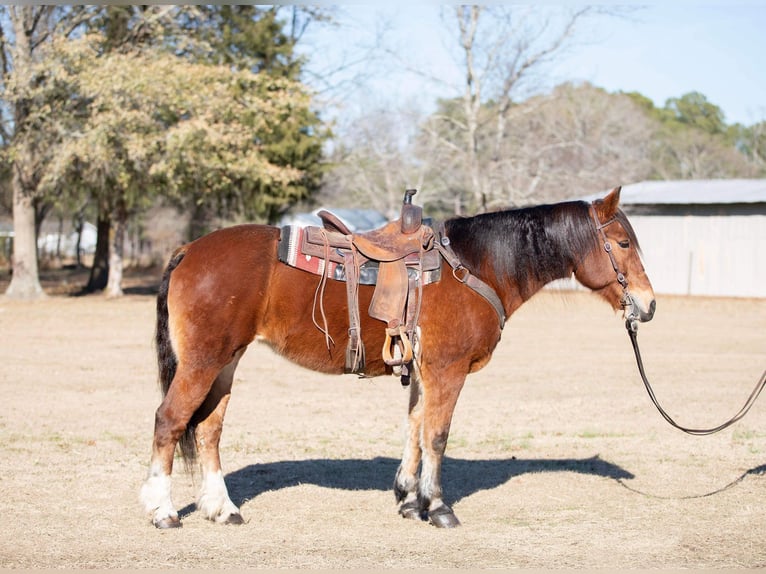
[394,374,424,520]
[416,364,466,528]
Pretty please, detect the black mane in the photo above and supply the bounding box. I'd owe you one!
[444,200,635,299]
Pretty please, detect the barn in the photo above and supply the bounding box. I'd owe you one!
[589,179,766,298]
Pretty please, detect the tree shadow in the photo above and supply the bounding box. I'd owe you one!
[212,454,633,511]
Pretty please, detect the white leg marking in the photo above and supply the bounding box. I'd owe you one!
[197,469,240,523]
[419,455,437,504]
[140,464,177,523]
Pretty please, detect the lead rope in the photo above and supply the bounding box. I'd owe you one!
[622,319,766,499]
[626,319,766,436]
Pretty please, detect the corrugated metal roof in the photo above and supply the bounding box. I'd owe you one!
[586,179,766,205]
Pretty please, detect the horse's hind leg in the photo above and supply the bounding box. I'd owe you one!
[394,375,425,520]
[140,362,220,528]
[195,350,245,525]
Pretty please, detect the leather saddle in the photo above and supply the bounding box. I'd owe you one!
[279,190,435,381]
[315,203,430,262]
[278,190,506,381]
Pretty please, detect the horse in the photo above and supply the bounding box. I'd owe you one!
[140,186,655,529]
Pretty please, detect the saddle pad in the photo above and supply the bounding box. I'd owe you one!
[278,225,343,278]
[278,225,442,286]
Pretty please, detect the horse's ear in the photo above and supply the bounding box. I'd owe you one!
[596,186,621,219]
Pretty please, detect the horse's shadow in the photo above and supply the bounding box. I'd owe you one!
[211,454,634,512]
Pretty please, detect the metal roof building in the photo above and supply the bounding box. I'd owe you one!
[588,179,766,298]
[598,178,766,207]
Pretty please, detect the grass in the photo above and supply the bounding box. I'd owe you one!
[575,430,629,439]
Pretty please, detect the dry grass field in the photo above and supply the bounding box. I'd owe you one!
[0,273,765,568]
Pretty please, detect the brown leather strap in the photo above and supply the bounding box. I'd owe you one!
[627,319,766,436]
[343,248,365,373]
[311,229,335,350]
[435,222,506,329]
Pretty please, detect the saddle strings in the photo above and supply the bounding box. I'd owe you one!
[311,228,335,350]
[346,244,364,372]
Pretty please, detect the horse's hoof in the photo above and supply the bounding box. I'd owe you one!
[154,515,182,529]
[221,512,244,525]
[428,505,461,528]
[398,500,425,521]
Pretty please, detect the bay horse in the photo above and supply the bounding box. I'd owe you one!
[140,186,655,529]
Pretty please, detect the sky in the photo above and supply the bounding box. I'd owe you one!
[300,3,766,127]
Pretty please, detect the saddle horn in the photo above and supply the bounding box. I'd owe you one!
[401,189,422,234]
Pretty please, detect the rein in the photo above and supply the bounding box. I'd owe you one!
[590,203,766,436]
[626,321,766,436]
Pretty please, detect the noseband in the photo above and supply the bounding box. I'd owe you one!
[588,204,639,329]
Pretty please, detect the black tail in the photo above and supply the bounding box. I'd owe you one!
[155,248,197,469]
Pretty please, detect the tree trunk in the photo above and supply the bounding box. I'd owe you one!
[105,212,126,298]
[456,6,486,213]
[73,212,84,268]
[86,215,110,292]
[4,7,46,300]
[4,176,44,299]
[188,199,212,241]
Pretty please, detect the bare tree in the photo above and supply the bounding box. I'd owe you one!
[652,129,756,180]
[320,103,427,219]
[428,6,608,212]
[500,82,654,204]
[296,6,392,115]
[320,6,627,219]
[742,120,766,173]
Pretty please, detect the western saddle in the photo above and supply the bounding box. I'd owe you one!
[278,189,505,384]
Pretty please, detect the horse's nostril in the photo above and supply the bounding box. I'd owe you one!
[644,299,657,321]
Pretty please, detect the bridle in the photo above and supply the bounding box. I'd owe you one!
[589,201,766,436]
[588,204,640,326]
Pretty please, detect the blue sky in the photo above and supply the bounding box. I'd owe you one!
[302,3,766,126]
[550,3,766,125]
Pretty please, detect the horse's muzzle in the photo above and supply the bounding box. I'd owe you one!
[624,293,656,323]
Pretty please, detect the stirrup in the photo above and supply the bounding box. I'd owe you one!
[382,325,413,366]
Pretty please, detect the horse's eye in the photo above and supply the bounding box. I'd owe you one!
[618,239,630,249]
